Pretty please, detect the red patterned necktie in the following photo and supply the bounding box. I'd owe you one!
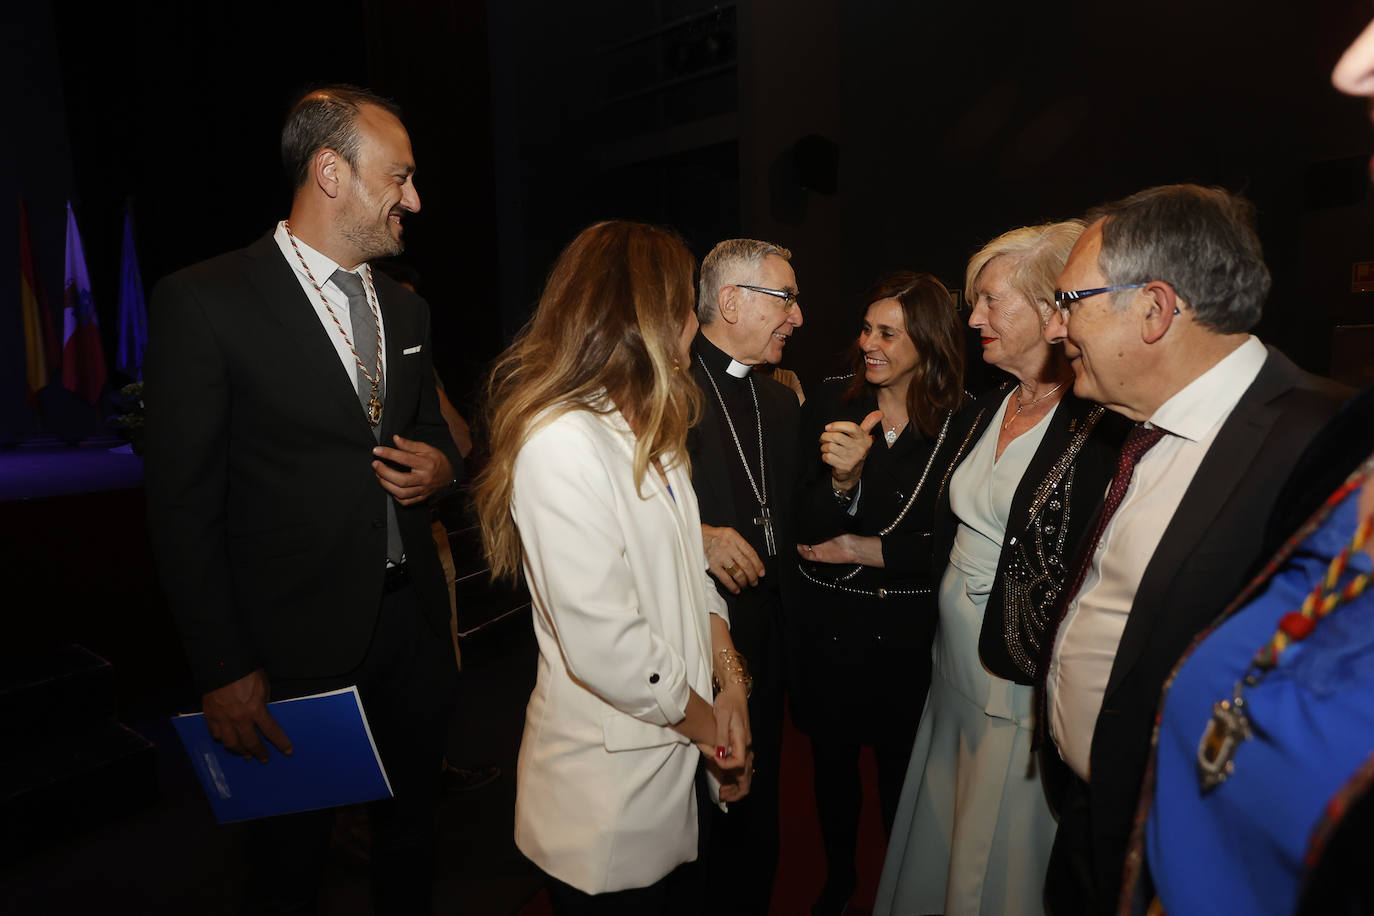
[1061,422,1167,614]
[1034,422,1168,750]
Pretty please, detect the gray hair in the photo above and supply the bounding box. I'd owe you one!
[697,238,793,324]
[965,220,1086,323]
[1087,184,1270,334]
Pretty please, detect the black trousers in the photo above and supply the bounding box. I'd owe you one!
[701,606,784,915]
[545,860,701,916]
[810,717,919,899]
[1043,769,1099,916]
[243,580,458,916]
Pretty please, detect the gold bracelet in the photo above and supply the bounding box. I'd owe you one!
[712,647,754,698]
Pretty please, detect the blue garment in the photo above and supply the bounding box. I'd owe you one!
[1147,491,1374,915]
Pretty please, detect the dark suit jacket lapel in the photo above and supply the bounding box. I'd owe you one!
[376,280,418,445]
[1105,348,1298,697]
[242,234,372,435]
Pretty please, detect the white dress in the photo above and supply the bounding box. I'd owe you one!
[874,392,1059,916]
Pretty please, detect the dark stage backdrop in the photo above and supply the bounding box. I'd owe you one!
[482,0,1374,391]
[7,0,1374,447]
[3,0,498,444]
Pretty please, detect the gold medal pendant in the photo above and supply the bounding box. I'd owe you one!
[367,394,383,428]
[1196,688,1250,792]
[1188,502,1374,794]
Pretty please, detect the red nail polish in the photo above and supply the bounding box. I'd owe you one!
[716,746,726,759]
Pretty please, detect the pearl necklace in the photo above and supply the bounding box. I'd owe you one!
[1002,380,1067,431]
[808,409,952,586]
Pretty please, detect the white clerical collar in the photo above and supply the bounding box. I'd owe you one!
[696,330,756,379]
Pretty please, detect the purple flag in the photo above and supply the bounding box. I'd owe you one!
[116,207,148,379]
[62,201,107,405]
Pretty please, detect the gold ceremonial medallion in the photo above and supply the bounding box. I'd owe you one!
[367,395,383,427]
[1196,692,1250,793]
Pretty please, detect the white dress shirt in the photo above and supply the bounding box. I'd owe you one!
[272,221,388,394]
[1046,335,1267,779]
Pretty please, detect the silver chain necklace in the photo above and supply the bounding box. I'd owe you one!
[697,354,776,556]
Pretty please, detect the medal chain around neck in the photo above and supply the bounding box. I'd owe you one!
[1002,379,1067,431]
[697,353,767,508]
[284,222,384,394]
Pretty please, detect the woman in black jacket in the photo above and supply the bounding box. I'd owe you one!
[791,272,965,915]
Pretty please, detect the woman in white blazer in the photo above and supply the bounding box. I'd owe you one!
[475,221,754,913]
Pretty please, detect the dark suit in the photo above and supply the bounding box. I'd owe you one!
[1039,346,1348,916]
[688,333,800,915]
[144,232,462,914]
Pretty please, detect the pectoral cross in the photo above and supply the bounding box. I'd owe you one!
[754,505,776,557]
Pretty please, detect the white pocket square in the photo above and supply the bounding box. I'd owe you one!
[403,345,422,355]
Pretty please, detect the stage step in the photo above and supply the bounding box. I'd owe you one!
[0,643,116,736]
[0,645,158,858]
[0,717,157,858]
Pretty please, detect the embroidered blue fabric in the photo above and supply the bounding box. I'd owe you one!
[1147,490,1374,916]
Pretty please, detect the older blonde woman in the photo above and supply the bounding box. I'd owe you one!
[874,221,1128,916]
[474,221,752,913]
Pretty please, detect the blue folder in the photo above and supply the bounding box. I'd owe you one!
[172,686,393,823]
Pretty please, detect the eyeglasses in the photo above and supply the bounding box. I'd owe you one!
[1052,283,1148,318]
[734,283,800,310]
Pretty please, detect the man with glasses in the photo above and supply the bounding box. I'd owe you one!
[689,237,804,914]
[1035,184,1347,915]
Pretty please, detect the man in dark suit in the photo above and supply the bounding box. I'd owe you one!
[144,86,461,914]
[1036,184,1348,915]
[689,238,802,914]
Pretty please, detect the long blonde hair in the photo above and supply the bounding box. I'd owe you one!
[474,220,702,582]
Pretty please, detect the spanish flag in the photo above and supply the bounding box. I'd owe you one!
[19,202,59,408]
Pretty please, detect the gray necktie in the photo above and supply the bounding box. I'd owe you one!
[331,269,403,565]
[330,269,386,421]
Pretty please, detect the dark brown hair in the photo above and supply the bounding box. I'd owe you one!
[844,271,965,437]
